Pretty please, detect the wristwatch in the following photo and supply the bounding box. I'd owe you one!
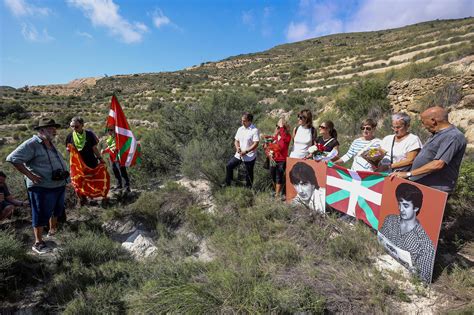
[407,172,412,177]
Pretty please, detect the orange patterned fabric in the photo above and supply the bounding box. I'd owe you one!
[68,144,110,198]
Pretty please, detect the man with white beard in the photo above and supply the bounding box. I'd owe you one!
[6,118,70,254]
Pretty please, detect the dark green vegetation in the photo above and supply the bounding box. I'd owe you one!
[1,18,473,313]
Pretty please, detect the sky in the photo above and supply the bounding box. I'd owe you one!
[1,0,472,88]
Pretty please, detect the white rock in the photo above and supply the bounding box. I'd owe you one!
[121,230,158,260]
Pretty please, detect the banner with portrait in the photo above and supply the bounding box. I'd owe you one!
[286,158,327,213]
[377,177,447,283]
[285,157,448,284]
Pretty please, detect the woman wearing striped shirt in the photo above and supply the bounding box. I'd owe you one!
[334,118,381,171]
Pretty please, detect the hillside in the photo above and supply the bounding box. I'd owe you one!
[1,18,473,150]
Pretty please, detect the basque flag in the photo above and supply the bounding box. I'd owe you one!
[325,162,386,229]
[106,95,141,167]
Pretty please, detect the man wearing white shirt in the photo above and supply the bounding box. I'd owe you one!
[225,113,260,188]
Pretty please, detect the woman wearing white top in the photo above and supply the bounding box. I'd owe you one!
[377,113,422,173]
[334,118,381,171]
[289,109,316,159]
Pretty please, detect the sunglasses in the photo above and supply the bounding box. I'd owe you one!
[297,115,304,120]
[360,126,373,131]
[318,125,327,129]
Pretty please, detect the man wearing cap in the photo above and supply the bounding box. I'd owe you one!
[6,118,70,254]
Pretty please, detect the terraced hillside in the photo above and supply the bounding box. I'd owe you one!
[1,17,473,153]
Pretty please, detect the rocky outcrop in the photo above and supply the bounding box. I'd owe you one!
[387,57,474,148]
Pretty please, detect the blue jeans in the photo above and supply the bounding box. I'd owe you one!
[28,186,65,227]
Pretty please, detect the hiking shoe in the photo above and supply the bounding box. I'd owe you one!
[111,185,122,191]
[46,229,57,238]
[124,186,131,193]
[32,241,49,254]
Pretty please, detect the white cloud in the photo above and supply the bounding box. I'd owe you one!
[4,0,50,17]
[286,2,343,41]
[242,7,274,36]
[21,23,54,42]
[286,0,473,42]
[152,9,171,28]
[346,0,474,32]
[67,0,147,44]
[242,10,255,28]
[76,30,93,39]
[286,22,310,42]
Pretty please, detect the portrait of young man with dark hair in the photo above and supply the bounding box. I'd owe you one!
[378,182,435,283]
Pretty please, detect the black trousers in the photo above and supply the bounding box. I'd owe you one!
[112,162,130,187]
[270,161,286,185]
[225,157,256,188]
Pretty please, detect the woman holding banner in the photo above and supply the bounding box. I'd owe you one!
[334,118,381,171]
[377,113,422,173]
[66,117,110,205]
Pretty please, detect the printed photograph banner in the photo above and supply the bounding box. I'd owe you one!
[377,177,448,283]
[325,162,386,230]
[286,158,327,213]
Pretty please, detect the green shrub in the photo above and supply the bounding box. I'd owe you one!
[0,230,29,298]
[63,284,126,315]
[447,160,474,218]
[185,205,216,238]
[127,182,195,233]
[59,230,129,266]
[336,79,390,133]
[214,187,254,213]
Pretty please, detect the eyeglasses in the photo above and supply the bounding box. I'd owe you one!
[391,125,404,130]
[360,126,373,131]
[318,125,327,129]
[70,125,80,129]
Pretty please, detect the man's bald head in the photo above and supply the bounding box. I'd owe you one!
[420,106,450,133]
[421,106,449,123]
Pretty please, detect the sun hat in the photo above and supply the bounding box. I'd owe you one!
[34,118,61,130]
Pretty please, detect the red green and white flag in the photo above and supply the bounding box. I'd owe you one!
[325,162,386,229]
[106,95,141,167]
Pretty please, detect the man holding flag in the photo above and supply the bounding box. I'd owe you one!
[103,95,141,191]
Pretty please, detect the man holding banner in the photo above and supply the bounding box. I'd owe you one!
[105,95,141,191]
[391,106,466,194]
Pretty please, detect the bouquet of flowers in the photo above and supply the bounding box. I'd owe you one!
[308,143,327,160]
[361,147,385,166]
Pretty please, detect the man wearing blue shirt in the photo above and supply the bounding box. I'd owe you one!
[6,118,69,254]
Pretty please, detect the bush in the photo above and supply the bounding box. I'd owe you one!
[0,104,28,120]
[214,187,254,214]
[127,182,195,233]
[59,229,129,266]
[63,284,126,315]
[0,230,28,298]
[336,79,390,133]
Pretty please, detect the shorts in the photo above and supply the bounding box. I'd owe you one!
[28,186,65,227]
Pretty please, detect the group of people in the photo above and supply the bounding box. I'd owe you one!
[224,106,466,283]
[225,106,466,197]
[3,117,130,254]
